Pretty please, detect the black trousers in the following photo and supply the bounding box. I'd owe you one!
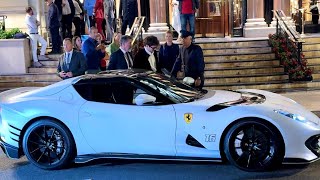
[88,16,96,28]
[50,27,61,53]
[61,14,73,39]
[121,18,135,35]
[73,17,81,37]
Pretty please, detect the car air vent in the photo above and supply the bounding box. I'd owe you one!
[206,105,230,112]
[186,135,205,148]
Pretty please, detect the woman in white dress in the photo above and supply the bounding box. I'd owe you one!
[172,0,181,41]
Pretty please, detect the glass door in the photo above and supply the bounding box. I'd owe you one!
[231,0,244,37]
[195,0,229,38]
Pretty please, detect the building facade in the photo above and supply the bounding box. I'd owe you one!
[0,0,316,38]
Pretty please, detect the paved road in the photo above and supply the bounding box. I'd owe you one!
[1,91,320,180]
[1,153,320,180]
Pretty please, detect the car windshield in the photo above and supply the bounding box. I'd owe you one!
[136,73,205,103]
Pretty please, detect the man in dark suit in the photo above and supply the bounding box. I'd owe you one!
[171,30,205,89]
[119,0,138,35]
[133,36,160,72]
[57,38,87,79]
[107,35,133,70]
[46,0,62,54]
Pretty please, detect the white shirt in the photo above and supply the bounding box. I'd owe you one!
[62,0,72,15]
[73,0,83,18]
[65,50,73,66]
[144,47,157,72]
[25,14,38,34]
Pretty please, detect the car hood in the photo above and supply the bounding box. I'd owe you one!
[198,89,319,125]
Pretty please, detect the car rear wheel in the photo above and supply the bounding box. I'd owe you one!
[22,119,75,170]
[224,120,284,171]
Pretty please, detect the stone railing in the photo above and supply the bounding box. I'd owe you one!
[0,39,31,74]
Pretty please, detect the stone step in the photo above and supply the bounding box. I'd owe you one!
[205,74,288,84]
[28,67,57,73]
[47,54,62,60]
[0,81,56,88]
[39,60,59,66]
[303,51,320,58]
[205,59,279,69]
[305,58,320,65]
[204,80,320,91]
[203,47,271,55]
[204,53,275,62]
[0,73,61,82]
[310,65,320,72]
[302,43,320,51]
[303,37,320,44]
[197,40,269,49]
[204,66,284,76]
[312,72,320,80]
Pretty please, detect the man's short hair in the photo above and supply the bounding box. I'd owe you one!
[120,35,132,46]
[89,26,97,33]
[63,38,72,44]
[25,6,33,13]
[143,36,159,47]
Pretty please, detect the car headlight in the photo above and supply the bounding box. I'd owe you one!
[274,109,307,122]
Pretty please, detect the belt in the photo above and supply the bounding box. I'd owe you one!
[30,33,38,34]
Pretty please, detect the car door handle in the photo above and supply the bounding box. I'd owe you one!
[80,111,91,117]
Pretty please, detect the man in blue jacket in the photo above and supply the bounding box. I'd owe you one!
[171,30,205,89]
[82,26,106,73]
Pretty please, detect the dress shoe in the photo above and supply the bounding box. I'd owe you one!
[33,61,43,68]
[38,55,49,60]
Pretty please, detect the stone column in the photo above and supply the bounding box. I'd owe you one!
[144,0,168,41]
[244,0,276,37]
[274,0,290,16]
[247,0,265,19]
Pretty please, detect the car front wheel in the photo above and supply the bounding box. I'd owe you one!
[224,120,284,171]
[22,119,75,170]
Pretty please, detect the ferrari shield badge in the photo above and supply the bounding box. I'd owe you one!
[184,113,193,124]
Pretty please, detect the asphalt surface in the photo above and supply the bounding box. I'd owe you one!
[1,91,320,180]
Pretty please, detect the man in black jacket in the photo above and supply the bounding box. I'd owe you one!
[107,35,133,70]
[46,0,62,54]
[171,30,205,89]
[133,36,160,72]
[119,0,138,35]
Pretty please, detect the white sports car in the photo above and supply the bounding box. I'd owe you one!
[0,70,320,171]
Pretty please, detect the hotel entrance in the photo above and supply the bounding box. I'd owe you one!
[195,0,229,37]
[167,0,247,38]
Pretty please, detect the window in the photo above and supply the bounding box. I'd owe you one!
[74,78,162,105]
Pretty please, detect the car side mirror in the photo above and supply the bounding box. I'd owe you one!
[135,94,156,106]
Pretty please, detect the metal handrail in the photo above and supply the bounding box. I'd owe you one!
[272,10,304,63]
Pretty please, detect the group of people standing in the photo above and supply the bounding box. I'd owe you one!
[107,29,205,89]
[26,0,205,89]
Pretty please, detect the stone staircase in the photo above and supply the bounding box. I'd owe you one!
[1,37,320,93]
[201,37,320,92]
[0,54,61,92]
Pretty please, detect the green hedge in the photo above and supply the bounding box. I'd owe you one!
[0,28,22,39]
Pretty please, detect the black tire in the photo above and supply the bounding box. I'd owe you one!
[22,119,76,170]
[223,119,284,171]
